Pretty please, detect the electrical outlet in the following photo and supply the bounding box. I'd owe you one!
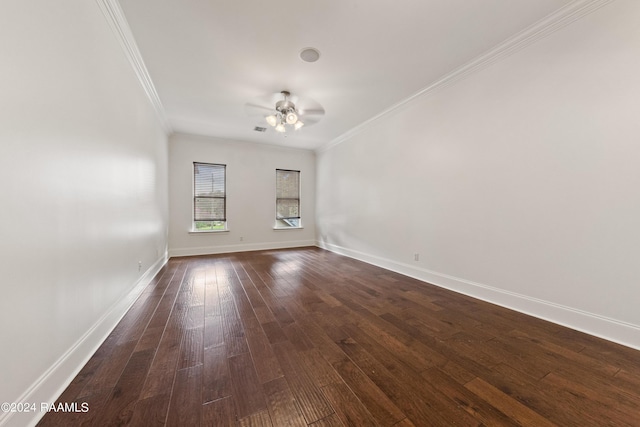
[138,261,142,271]
[414,253,419,262]
[240,236,244,241]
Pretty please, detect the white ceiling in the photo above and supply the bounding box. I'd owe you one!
[118,0,574,151]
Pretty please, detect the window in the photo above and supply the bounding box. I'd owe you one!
[193,162,226,231]
[275,169,301,228]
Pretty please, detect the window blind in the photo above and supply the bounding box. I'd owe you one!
[194,162,226,221]
[276,169,300,219]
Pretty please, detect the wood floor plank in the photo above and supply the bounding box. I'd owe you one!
[438,359,477,385]
[38,249,640,427]
[282,322,315,352]
[204,278,221,317]
[145,291,180,331]
[236,273,270,315]
[244,324,283,383]
[308,413,345,427]
[220,284,250,357]
[202,396,236,426]
[541,371,640,426]
[128,394,171,426]
[335,326,468,427]
[262,376,307,427]
[272,341,334,424]
[286,303,350,366]
[178,325,204,369]
[478,363,589,426]
[464,377,557,427]
[331,358,406,426]
[228,352,268,419]
[332,293,447,370]
[238,410,273,427]
[138,296,188,400]
[320,382,380,427]
[166,365,202,427]
[202,345,232,403]
[115,294,163,345]
[615,367,640,394]
[203,314,224,349]
[253,305,278,325]
[506,329,620,376]
[555,328,640,369]
[78,339,138,398]
[189,271,206,307]
[481,335,586,381]
[420,367,519,427]
[361,314,501,387]
[397,307,460,339]
[261,321,289,344]
[94,348,155,426]
[443,332,503,371]
[186,304,205,329]
[392,418,417,427]
[135,325,165,352]
[298,348,343,388]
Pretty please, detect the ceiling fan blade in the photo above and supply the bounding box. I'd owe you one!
[245,103,273,111]
[244,102,275,116]
[245,91,325,127]
[299,108,325,116]
[299,116,322,126]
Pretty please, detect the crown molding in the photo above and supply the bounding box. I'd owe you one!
[95,0,172,134]
[317,0,613,154]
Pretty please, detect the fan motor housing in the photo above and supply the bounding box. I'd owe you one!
[275,100,296,112]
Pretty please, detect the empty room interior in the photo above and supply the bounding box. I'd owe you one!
[2,0,640,426]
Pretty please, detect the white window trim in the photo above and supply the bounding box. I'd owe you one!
[275,169,301,229]
[193,162,227,233]
[189,228,230,234]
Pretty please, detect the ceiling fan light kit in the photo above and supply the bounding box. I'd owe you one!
[265,91,305,133]
[286,111,298,124]
[265,115,277,126]
[245,90,324,134]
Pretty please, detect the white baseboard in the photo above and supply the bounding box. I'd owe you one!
[317,241,640,351]
[169,239,316,258]
[0,253,169,427]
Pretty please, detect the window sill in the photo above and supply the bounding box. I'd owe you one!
[189,229,229,234]
[273,227,304,230]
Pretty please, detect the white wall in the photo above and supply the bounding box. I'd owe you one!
[169,133,315,256]
[316,0,640,349]
[0,1,169,426]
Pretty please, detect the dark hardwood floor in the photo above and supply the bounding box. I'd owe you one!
[38,247,640,426]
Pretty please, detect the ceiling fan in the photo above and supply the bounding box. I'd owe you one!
[245,91,325,133]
